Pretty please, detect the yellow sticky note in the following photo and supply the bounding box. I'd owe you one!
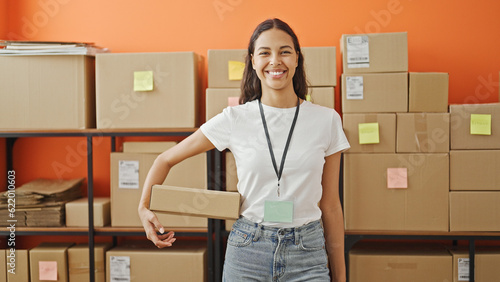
[470,114,491,135]
[228,61,245,81]
[305,94,312,102]
[387,168,408,189]
[134,71,154,91]
[227,97,239,107]
[39,261,58,281]
[358,122,380,144]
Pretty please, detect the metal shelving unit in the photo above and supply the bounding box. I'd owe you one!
[1,128,217,282]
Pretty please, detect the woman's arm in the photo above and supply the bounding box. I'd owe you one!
[138,129,215,248]
[319,152,346,282]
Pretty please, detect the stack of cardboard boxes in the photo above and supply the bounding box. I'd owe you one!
[341,31,450,232]
[449,102,500,231]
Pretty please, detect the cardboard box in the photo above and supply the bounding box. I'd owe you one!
[449,191,500,231]
[150,185,240,220]
[340,32,408,74]
[96,52,202,129]
[349,242,452,282]
[226,151,238,192]
[123,141,176,153]
[341,72,408,113]
[307,87,335,109]
[449,247,500,282]
[396,113,450,153]
[6,249,28,282]
[205,88,241,121]
[29,242,74,282]
[0,250,5,282]
[409,72,449,112]
[344,153,449,231]
[0,55,95,129]
[450,103,500,149]
[68,243,112,282]
[342,113,396,153]
[106,241,206,282]
[207,49,246,88]
[450,150,500,191]
[65,197,111,227]
[301,46,336,86]
[110,151,207,227]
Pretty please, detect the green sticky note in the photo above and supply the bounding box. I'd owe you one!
[264,201,293,223]
[470,114,491,135]
[228,61,245,81]
[358,122,380,144]
[134,71,154,91]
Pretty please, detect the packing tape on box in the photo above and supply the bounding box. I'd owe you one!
[414,113,429,152]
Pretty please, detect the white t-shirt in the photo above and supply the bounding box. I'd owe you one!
[200,100,350,227]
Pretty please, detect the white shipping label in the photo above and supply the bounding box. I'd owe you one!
[110,256,131,282]
[118,160,140,189]
[346,35,369,68]
[346,76,364,100]
[457,258,469,281]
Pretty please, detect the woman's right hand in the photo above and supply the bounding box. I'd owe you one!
[138,206,176,248]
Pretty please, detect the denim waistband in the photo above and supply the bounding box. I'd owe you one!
[234,216,322,243]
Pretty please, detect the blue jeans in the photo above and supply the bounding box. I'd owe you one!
[223,217,330,282]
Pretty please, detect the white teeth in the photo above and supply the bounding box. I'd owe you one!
[269,71,284,75]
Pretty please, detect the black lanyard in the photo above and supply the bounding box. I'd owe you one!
[258,97,300,197]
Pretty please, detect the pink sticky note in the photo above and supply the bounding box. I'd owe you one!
[39,261,58,281]
[387,168,408,189]
[227,97,239,107]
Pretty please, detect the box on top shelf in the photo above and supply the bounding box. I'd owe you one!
[341,72,408,113]
[396,113,450,153]
[449,191,500,231]
[307,87,335,109]
[450,103,500,149]
[205,88,241,121]
[409,72,449,113]
[96,52,202,129]
[450,150,500,191]
[0,55,95,129]
[349,242,452,282]
[208,49,247,88]
[301,46,336,86]
[340,32,408,74]
[344,153,449,231]
[342,113,396,153]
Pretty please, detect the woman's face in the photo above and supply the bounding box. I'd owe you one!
[252,28,298,94]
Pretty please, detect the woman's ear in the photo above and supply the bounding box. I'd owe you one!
[251,54,255,70]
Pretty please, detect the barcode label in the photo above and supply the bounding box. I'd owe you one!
[346,76,364,100]
[118,160,140,189]
[458,258,469,281]
[346,35,369,69]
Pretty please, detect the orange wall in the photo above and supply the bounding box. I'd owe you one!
[4,0,500,195]
[0,0,6,38]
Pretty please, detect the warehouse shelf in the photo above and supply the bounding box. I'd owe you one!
[1,128,216,282]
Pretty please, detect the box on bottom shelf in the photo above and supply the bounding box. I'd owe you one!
[68,243,112,282]
[449,247,500,282]
[349,242,452,282]
[106,241,207,282]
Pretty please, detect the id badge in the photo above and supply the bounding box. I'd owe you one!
[264,200,294,223]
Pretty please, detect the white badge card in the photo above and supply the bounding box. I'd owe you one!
[264,201,294,223]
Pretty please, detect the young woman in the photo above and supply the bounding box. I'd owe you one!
[138,18,350,282]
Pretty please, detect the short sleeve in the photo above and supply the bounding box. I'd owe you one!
[325,110,350,156]
[200,107,233,152]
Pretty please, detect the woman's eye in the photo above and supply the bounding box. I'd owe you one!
[259,52,269,56]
